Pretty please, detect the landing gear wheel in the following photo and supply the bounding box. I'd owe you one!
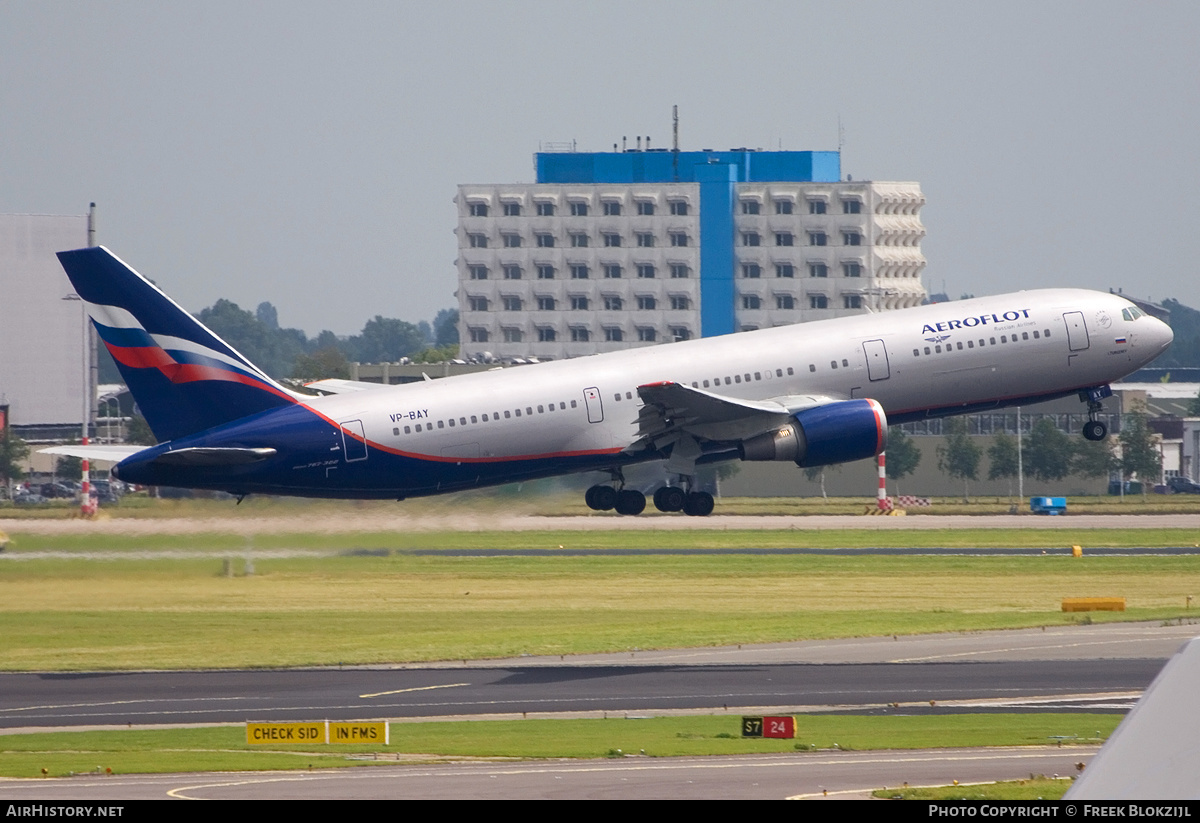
[683,491,715,517]
[586,484,617,511]
[653,486,686,513]
[1083,420,1108,442]
[615,489,646,516]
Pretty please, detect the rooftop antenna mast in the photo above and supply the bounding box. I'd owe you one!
[672,105,680,181]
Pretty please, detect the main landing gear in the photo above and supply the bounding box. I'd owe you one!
[585,472,714,516]
[1080,386,1113,442]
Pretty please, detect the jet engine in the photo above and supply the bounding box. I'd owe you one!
[739,398,887,467]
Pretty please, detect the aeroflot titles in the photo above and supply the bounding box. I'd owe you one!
[921,309,1032,334]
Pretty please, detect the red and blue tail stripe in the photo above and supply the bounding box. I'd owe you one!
[57,247,297,442]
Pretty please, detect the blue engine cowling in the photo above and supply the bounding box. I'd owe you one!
[740,399,887,467]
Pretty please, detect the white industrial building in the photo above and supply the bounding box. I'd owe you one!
[456,147,925,360]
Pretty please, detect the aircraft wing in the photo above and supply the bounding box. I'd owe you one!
[39,444,150,464]
[632,381,842,447]
[303,378,386,395]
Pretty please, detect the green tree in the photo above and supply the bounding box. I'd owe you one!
[291,347,352,381]
[1025,418,1074,484]
[987,431,1021,498]
[433,308,460,347]
[1118,401,1163,496]
[884,429,921,496]
[348,316,425,363]
[126,415,158,446]
[1,428,30,495]
[937,417,981,502]
[1072,436,1116,479]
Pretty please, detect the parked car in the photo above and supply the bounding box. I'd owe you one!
[1166,476,1200,495]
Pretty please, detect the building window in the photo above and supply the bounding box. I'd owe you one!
[741,200,761,215]
[808,232,827,246]
[636,295,656,310]
[502,296,523,311]
[742,232,761,247]
[638,327,657,342]
[469,328,489,343]
[808,200,827,215]
[775,232,794,247]
[842,262,862,278]
[605,327,623,342]
[536,201,555,216]
[842,232,862,246]
[502,233,522,248]
[536,296,556,311]
[774,200,793,215]
[570,295,589,310]
[468,202,488,217]
[741,263,761,279]
[636,232,655,247]
[809,263,828,278]
[669,232,688,247]
[669,200,689,216]
[603,201,622,216]
[603,232,621,247]
[570,232,589,247]
[603,264,622,279]
[536,233,555,248]
[669,264,690,279]
[776,263,794,278]
[842,199,862,214]
[636,264,656,279]
[468,233,488,248]
[570,264,589,279]
[669,295,690,310]
[742,294,761,310]
[467,296,489,311]
[776,294,795,310]
[844,294,863,309]
[503,264,522,280]
[538,327,556,342]
[570,201,589,216]
[536,264,555,280]
[571,327,590,342]
[603,295,623,311]
[671,327,691,341]
[637,201,655,216]
[502,202,521,216]
[810,295,828,309]
[468,264,489,280]
[503,327,523,342]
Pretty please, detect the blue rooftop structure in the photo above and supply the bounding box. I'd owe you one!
[536,150,840,337]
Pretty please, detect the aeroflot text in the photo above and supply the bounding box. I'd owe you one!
[921,310,1031,334]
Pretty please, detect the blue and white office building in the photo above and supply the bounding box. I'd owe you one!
[457,147,926,360]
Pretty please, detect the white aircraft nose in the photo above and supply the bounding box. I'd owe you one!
[1151,316,1174,353]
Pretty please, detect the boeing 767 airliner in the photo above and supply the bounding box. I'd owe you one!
[45,246,1173,515]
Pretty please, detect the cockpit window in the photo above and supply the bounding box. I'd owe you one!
[1121,307,1143,321]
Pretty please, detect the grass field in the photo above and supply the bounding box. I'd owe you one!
[2,542,1198,669]
[0,714,1118,779]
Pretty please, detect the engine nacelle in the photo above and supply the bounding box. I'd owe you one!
[740,399,887,467]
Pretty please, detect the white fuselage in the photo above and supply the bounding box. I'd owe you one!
[299,288,1171,468]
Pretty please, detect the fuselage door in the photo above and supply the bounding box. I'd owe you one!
[340,419,368,463]
[583,387,604,423]
[1064,311,1090,351]
[863,339,891,381]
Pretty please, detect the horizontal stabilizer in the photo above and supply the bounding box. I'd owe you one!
[39,444,149,464]
[303,378,386,395]
[150,447,278,467]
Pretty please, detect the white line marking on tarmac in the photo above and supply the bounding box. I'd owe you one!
[360,683,469,698]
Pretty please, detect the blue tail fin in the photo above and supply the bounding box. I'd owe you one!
[57,246,297,442]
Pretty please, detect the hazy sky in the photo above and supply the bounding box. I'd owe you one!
[3,1,1197,336]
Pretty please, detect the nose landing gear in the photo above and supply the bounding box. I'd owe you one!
[1080,386,1113,441]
